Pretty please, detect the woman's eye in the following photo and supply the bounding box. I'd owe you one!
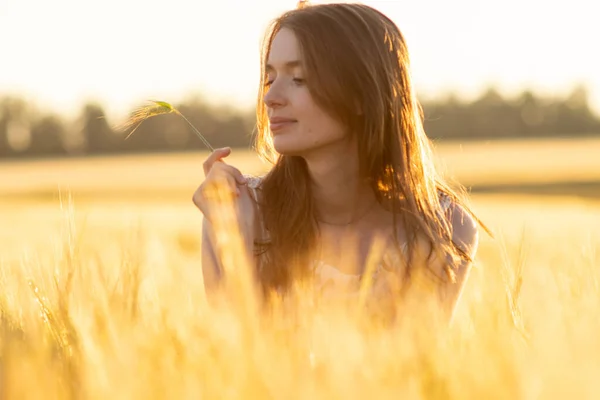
[264,75,274,86]
[264,76,305,88]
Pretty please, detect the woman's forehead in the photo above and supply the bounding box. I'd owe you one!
[266,29,303,70]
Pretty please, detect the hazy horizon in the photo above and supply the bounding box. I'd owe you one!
[2,0,598,121]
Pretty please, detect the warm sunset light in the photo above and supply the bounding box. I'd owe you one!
[1,1,599,398]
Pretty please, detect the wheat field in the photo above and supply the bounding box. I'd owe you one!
[0,137,599,399]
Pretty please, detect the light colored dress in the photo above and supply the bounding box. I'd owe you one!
[245,175,453,307]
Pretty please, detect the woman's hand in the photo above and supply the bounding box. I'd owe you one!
[193,147,255,241]
[192,147,248,215]
[195,148,257,294]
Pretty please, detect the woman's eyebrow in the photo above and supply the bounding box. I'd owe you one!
[265,60,302,73]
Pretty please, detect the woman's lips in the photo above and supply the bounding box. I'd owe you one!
[270,121,296,133]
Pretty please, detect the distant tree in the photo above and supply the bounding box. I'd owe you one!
[554,85,599,134]
[472,88,521,138]
[423,93,468,139]
[0,100,9,157]
[121,112,172,153]
[516,90,545,136]
[177,99,254,150]
[28,115,67,156]
[80,103,118,154]
[0,97,31,157]
[1,84,599,160]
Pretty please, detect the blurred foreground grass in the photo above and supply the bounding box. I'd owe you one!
[0,137,599,398]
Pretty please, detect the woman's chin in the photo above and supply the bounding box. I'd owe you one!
[273,147,303,157]
[272,138,308,156]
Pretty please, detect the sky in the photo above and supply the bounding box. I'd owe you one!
[1,0,598,121]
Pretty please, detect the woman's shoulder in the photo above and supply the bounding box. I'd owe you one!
[437,190,452,214]
[435,189,479,260]
[245,174,265,190]
[242,174,270,241]
[244,174,267,220]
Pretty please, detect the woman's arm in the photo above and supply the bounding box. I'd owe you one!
[439,201,480,319]
[201,217,223,294]
[200,185,258,298]
[409,201,480,322]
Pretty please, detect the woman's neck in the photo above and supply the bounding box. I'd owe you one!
[303,145,376,225]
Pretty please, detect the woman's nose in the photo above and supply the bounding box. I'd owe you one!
[263,82,287,109]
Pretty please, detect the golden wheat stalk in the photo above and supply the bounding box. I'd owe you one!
[117,100,214,151]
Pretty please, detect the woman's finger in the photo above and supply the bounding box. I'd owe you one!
[203,147,231,176]
[202,173,241,203]
[209,162,247,186]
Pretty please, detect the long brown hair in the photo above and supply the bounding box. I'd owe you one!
[253,2,486,292]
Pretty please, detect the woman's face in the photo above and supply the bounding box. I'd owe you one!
[263,28,349,157]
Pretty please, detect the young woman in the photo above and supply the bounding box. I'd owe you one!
[194,2,484,321]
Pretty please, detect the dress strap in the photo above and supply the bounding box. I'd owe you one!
[246,175,262,202]
[439,191,452,213]
[245,175,270,241]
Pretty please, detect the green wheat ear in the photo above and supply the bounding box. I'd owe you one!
[116,100,214,151]
[152,100,175,111]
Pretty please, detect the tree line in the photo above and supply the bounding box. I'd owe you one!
[0,86,598,160]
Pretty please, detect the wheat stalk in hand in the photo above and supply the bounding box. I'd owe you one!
[117,100,214,151]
